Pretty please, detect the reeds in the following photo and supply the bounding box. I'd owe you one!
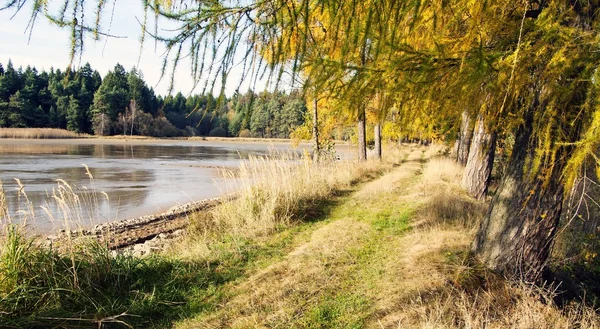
[0,128,88,139]
[180,149,381,257]
[0,171,199,327]
[212,151,367,236]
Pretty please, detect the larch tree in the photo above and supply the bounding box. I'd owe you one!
[9,0,600,281]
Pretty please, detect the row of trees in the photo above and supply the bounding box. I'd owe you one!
[8,0,600,285]
[0,61,101,131]
[0,61,307,138]
[124,0,597,283]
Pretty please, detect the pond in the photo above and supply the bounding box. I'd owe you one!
[0,138,345,233]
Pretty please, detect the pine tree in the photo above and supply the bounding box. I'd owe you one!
[66,95,82,132]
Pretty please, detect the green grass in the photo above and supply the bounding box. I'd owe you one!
[251,164,421,328]
[0,224,331,328]
[1,231,240,328]
[301,294,370,329]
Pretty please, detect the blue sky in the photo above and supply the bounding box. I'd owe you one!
[0,2,265,96]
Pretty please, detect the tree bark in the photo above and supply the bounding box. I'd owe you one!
[312,97,320,161]
[374,122,382,160]
[457,110,473,165]
[357,108,367,161]
[462,114,496,200]
[452,140,459,157]
[473,111,565,281]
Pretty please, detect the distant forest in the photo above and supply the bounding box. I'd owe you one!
[0,61,307,138]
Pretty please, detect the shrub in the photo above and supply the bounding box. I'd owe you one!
[209,127,227,137]
[134,112,154,136]
[151,117,181,137]
[186,126,198,136]
[238,129,252,138]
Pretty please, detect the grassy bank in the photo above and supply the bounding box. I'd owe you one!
[1,145,599,328]
[0,128,89,139]
[0,148,388,327]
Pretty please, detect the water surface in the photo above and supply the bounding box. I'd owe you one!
[0,139,332,233]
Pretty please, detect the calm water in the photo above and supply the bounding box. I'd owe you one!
[0,139,325,233]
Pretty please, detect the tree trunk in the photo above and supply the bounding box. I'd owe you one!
[374,122,382,160]
[457,110,473,165]
[100,113,105,136]
[462,115,497,200]
[472,111,565,281]
[312,97,320,161]
[130,99,136,137]
[357,108,367,161]
[452,140,459,158]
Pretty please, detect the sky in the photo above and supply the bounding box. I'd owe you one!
[0,2,266,97]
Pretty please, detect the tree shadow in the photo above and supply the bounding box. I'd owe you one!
[300,189,355,223]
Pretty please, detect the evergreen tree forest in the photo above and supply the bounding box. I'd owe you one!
[0,61,307,138]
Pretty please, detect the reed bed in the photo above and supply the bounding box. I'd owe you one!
[0,128,88,139]
[214,151,373,235]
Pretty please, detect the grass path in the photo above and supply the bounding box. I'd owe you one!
[176,147,477,328]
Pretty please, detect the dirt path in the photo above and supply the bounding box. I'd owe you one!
[174,147,476,328]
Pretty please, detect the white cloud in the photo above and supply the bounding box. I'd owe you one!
[0,3,267,96]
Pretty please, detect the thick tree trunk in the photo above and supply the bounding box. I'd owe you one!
[462,115,497,200]
[473,112,565,281]
[312,97,320,161]
[357,108,367,161]
[457,110,473,165]
[374,122,382,160]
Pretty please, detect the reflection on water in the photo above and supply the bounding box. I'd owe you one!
[0,140,314,233]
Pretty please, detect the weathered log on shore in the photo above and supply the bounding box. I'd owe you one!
[46,197,225,250]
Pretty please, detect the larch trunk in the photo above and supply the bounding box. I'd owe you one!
[457,110,473,165]
[312,97,319,161]
[374,122,382,160]
[473,112,565,281]
[452,140,459,157]
[357,108,367,161]
[462,115,496,200]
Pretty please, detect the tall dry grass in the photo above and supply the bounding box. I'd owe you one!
[0,128,88,139]
[417,157,488,229]
[400,279,600,328]
[0,169,213,327]
[394,155,600,328]
[179,150,382,257]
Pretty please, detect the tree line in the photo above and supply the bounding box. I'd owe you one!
[0,61,307,138]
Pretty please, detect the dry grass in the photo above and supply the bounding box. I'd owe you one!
[173,150,383,259]
[173,147,600,328]
[374,155,600,329]
[0,128,88,139]
[2,144,598,328]
[395,276,600,328]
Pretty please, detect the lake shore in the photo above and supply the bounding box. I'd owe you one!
[45,195,227,256]
[0,136,313,146]
[1,138,354,233]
